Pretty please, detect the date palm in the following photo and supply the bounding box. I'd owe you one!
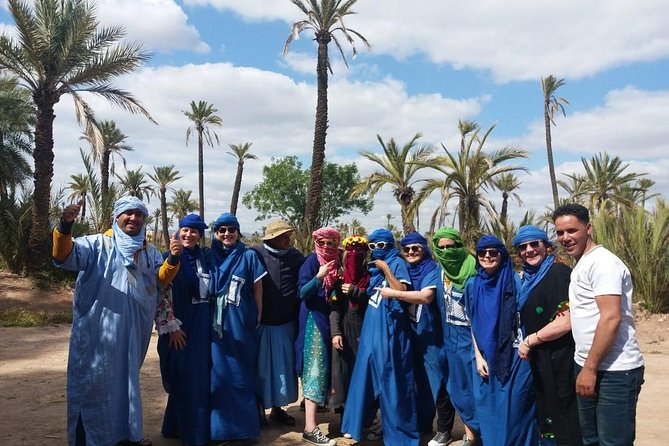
[148,165,182,247]
[0,0,153,273]
[578,151,644,213]
[66,173,91,220]
[542,75,569,209]
[494,173,523,225]
[81,120,132,203]
[168,189,198,222]
[351,133,433,234]
[184,100,222,219]
[116,167,155,202]
[227,142,258,215]
[285,0,369,234]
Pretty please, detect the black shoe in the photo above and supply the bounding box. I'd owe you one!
[269,407,296,426]
[302,427,336,445]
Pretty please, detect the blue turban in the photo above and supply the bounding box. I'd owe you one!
[113,196,148,218]
[400,231,437,288]
[368,228,394,244]
[179,213,208,235]
[212,213,240,232]
[512,225,553,248]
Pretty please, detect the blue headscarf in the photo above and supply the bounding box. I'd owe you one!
[177,213,209,298]
[400,232,438,289]
[367,228,400,295]
[208,212,244,337]
[513,225,555,310]
[111,196,149,268]
[470,234,516,382]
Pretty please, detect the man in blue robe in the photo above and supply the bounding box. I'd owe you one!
[53,196,181,446]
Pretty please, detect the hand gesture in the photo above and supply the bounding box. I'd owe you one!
[372,259,390,275]
[168,329,187,350]
[316,260,335,280]
[332,335,344,350]
[61,199,84,223]
[374,286,394,299]
[169,232,182,256]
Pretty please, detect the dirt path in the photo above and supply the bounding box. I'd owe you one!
[1,271,667,445]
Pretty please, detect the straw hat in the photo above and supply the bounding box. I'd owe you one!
[262,220,294,240]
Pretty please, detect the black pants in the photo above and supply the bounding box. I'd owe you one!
[435,384,456,433]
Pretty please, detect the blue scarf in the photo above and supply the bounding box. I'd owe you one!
[471,234,516,382]
[112,220,145,268]
[513,225,555,310]
[400,232,438,289]
[209,238,245,337]
[367,228,400,294]
[180,245,202,297]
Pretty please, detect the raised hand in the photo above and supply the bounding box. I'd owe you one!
[316,260,335,280]
[61,199,84,223]
[169,232,183,256]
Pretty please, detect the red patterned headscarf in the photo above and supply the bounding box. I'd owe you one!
[342,235,370,290]
[313,227,341,295]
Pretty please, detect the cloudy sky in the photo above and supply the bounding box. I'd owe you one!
[2,0,668,235]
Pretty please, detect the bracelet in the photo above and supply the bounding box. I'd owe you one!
[536,332,546,343]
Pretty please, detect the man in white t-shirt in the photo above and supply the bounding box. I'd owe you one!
[553,203,644,446]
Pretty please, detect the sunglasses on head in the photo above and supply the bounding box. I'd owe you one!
[476,248,500,258]
[517,240,541,251]
[316,239,336,248]
[402,245,423,254]
[368,241,391,250]
[216,226,237,234]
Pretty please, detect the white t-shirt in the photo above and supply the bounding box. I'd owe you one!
[569,245,644,370]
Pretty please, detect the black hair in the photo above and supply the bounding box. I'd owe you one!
[552,203,590,224]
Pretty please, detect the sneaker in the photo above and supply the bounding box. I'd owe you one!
[343,433,352,439]
[366,424,383,441]
[302,427,336,446]
[428,431,453,446]
[269,407,296,426]
[461,433,476,446]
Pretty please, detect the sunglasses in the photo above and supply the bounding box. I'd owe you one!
[476,248,500,258]
[316,239,336,248]
[402,245,423,254]
[216,226,237,234]
[368,241,391,250]
[517,240,541,251]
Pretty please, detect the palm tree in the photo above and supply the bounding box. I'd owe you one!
[494,173,523,225]
[168,189,198,222]
[0,76,35,195]
[151,208,161,245]
[285,0,370,235]
[418,124,528,247]
[148,165,182,247]
[227,142,258,215]
[66,174,91,220]
[0,0,153,273]
[183,100,222,219]
[81,120,132,203]
[116,167,155,202]
[541,75,569,209]
[349,218,366,236]
[558,173,589,204]
[636,178,658,210]
[351,133,433,234]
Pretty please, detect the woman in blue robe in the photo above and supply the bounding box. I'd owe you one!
[341,228,419,446]
[207,213,266,442]
[157,214,211,446]
[465,234,540,446]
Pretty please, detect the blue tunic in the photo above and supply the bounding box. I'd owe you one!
[158,247,211,445]
[434,269,479,432]
[341,257,419,446]
[55,233,164,446]
[408,267,447,433]
[209,248,266,441]
[465,275,540,446]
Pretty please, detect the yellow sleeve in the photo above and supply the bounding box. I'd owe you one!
[52,228,74,262]
[158,258,180,287]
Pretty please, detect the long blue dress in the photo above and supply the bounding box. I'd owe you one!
[341,255,419,446]
[55,232,165,446]
[465,274,540,446]
[208,243,266,441]
[408,267,447,433]
[158,247,211,445]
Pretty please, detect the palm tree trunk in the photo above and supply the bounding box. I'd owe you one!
[230,162,243,215]
[198,132,205,218]
[26,98,56,274]
[544,110,560,209]
[161,188,169,247]
[101,150,110,203]
[304,33,331,234]
[500,192,509,225]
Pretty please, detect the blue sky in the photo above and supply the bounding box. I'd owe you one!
[2,0,668,235]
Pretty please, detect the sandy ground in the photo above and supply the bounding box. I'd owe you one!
[0,270,667,445]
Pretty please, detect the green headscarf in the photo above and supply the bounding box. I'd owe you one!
[431,227,477,289]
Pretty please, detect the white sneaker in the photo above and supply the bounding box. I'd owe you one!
[343,433,352,439]
[428,431,453,446]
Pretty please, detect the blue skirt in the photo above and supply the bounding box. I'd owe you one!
[256,321,298,408]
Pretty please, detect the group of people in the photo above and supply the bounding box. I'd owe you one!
[53,196,644,446]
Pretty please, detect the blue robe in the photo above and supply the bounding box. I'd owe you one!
[208,248,266,441]
[465,275,540,446]
[341,257,419,446]
[55,233,164,446]
[158,247,211,445]
[434,269,479,432]
[408,267,447,433]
